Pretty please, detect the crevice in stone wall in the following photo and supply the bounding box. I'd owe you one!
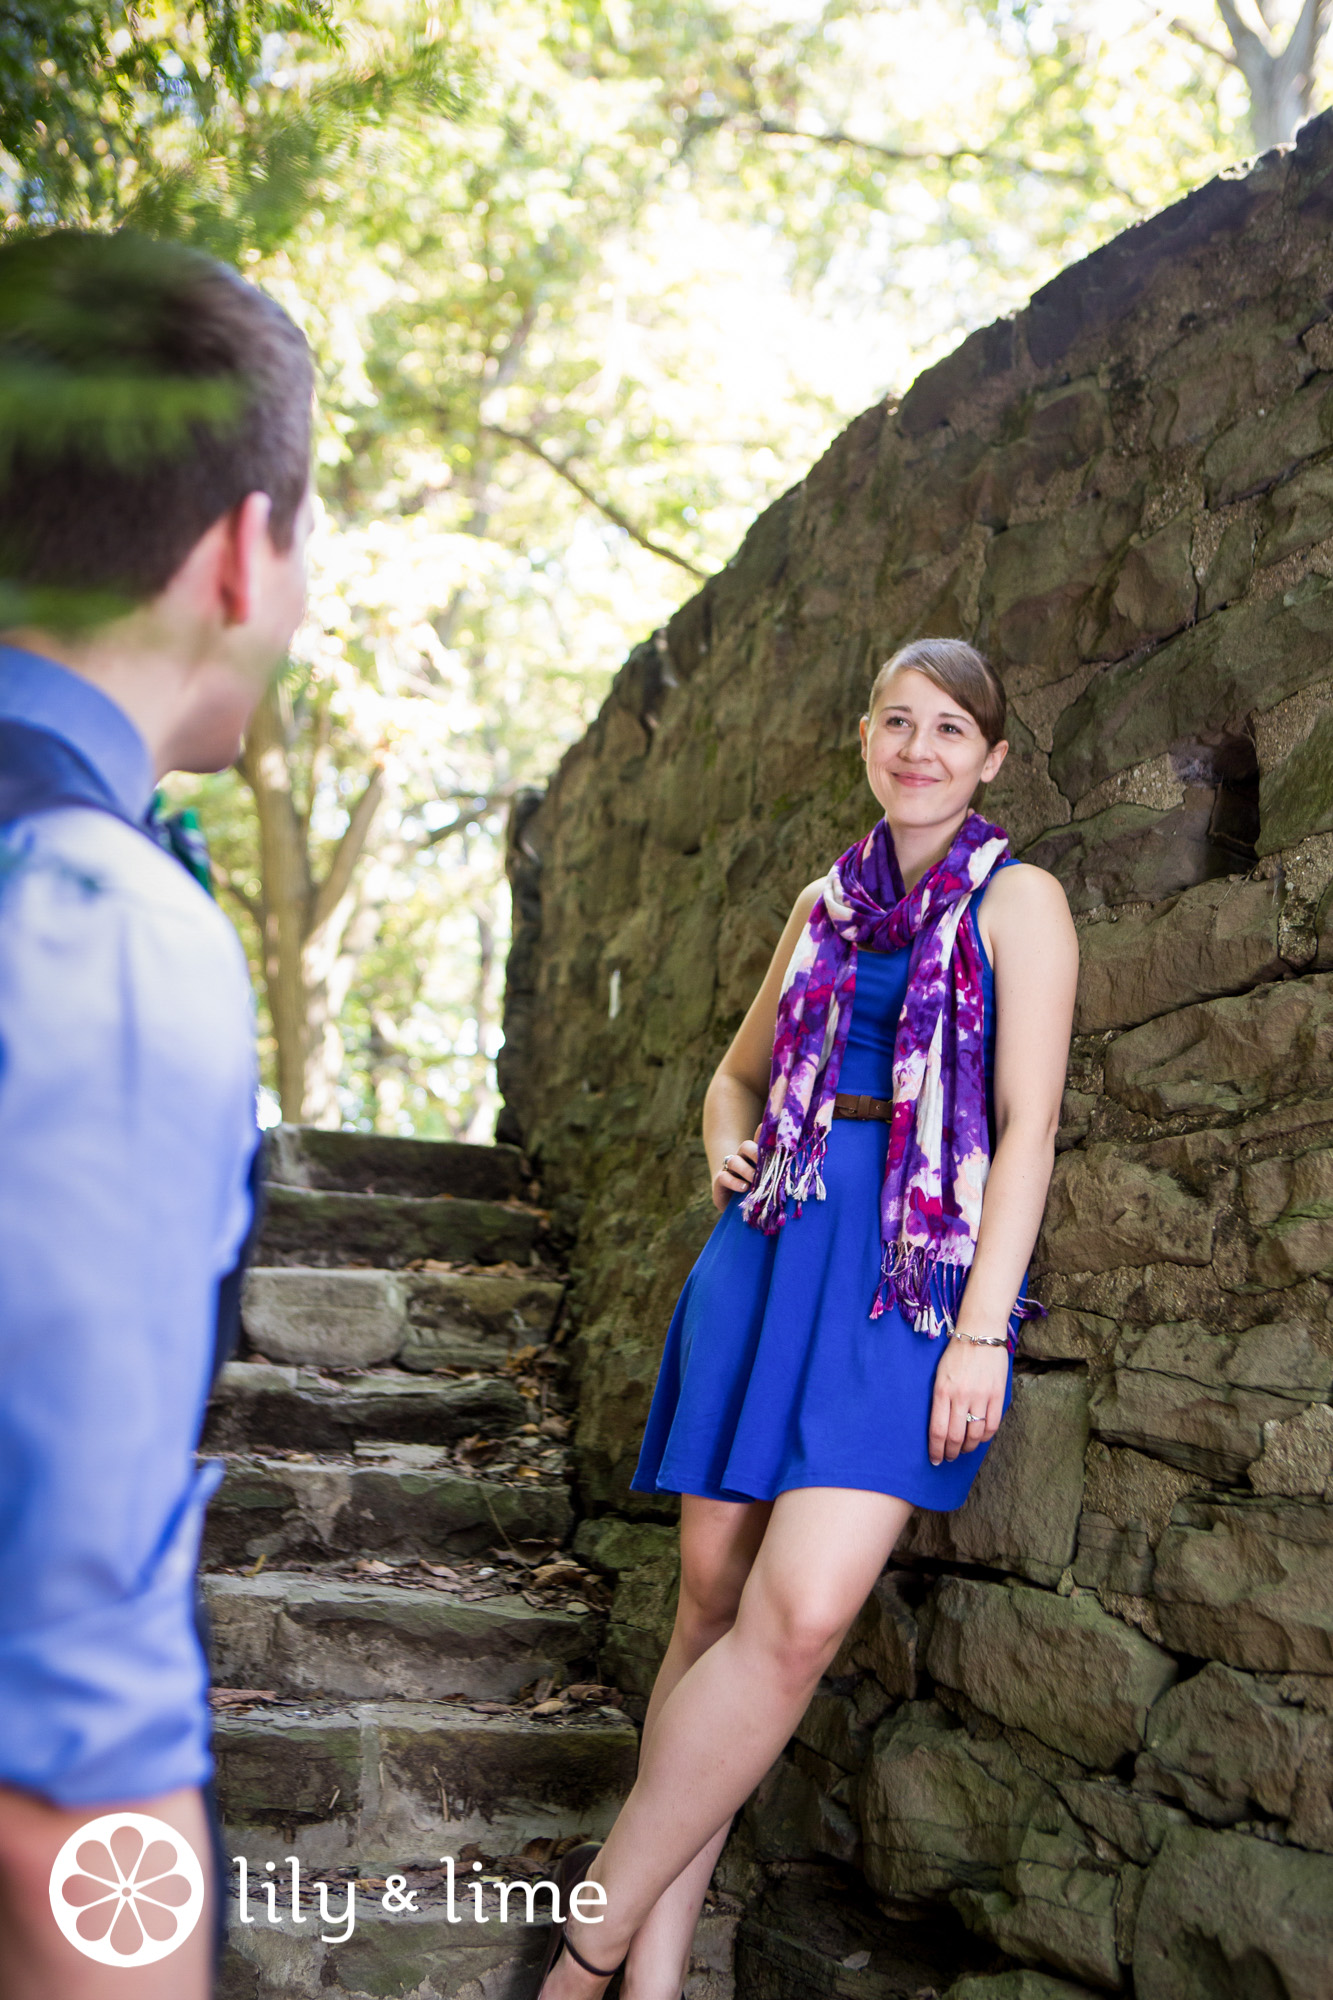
[1180,731,1262,865]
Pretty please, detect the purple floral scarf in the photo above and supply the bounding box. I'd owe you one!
[741,811,1032,1342]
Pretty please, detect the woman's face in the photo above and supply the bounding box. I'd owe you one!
[859,666,1007,829]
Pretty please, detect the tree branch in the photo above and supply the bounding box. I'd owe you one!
[482,424,707,578]
[211,857,262,924]
[1169,17,1240,69]
[723,115,1108,189]
[1217,0,1274,70]
[418,786,516,846]
[1276,0,1332,97]
[309,763,385,938]
[1215,0,1330,147]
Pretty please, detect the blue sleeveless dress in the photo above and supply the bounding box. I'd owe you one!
[630,878,1024,1512]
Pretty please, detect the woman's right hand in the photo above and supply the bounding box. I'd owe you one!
[711,1138,759,1211]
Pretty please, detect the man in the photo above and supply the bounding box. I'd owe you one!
[0,232,313,1998]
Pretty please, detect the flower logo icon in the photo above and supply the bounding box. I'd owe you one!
[48,1811,205,1967]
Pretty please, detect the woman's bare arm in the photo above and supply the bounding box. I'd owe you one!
[703,879,825,1210]
[928,861,1078,1462]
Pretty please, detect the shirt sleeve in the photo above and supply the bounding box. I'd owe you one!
[0,811,257,1805]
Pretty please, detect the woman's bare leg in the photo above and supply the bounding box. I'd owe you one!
[618,1493,771,2000]
[541,1486,913,1999]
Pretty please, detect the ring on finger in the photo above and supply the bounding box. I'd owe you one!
[963,1409,984,1424]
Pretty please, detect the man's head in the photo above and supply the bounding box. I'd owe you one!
[0,230,314,772]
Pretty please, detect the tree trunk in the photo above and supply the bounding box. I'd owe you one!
[1217,0,1331,151]
[238,685,385,1125]
[464,904,498,1142]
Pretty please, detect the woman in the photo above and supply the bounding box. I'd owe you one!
[539,638,1078,2000]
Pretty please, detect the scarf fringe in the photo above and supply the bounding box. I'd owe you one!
[741,1132,828,1234]
[869,1240,1045,1352]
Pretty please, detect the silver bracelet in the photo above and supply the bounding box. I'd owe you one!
[950,1327,1009,1348]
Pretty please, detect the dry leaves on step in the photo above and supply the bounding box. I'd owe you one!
[210,1688,277,1710]
[523,1679,626,1719]
[530,1560,586,1589]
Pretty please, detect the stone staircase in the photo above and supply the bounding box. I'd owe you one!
[210,1128,1011,2000]
[210,1127,643,2000]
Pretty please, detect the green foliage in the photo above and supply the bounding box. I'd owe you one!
[119,24,473,261]
[4,0,1314,1132]
[0,2,339,223]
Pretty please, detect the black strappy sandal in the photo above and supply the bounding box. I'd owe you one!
[537,1842,624,1994]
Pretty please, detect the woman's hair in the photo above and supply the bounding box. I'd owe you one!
[867,638,1007,747]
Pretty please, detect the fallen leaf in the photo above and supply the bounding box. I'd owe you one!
[532,1561,587,1588]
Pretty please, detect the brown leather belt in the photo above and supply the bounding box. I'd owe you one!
[832,1092,893,1121]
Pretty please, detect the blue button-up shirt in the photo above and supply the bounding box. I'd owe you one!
[0,648,258,1805]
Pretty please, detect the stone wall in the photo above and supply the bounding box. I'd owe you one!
[499,113,1333,1997]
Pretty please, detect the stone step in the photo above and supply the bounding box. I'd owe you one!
[203,1454,573,1568]
[223,1891,737,2000]
[222,1894,547,2000]
[203,1362,529,1455]
[215,1699,638,1870]
[257,1186,545,1269]
[240,1266,564,1371]
[267,1123,530,1201]
[400,1270,566,1372]
[204,1572,598,1702]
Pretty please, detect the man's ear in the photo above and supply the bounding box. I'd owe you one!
[218,491,275,629]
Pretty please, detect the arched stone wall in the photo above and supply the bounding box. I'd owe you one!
[500,114,1333,1996]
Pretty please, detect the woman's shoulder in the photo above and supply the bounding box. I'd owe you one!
[979,860,1074,941]
[793,876,826,920]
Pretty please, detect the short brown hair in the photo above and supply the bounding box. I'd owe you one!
[868,638,1007,746]
[0,230,312,609]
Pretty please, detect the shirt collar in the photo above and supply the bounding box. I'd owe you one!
[0,645,155,820]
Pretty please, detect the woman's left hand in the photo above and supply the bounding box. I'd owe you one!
[928,1337,1010,1465]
